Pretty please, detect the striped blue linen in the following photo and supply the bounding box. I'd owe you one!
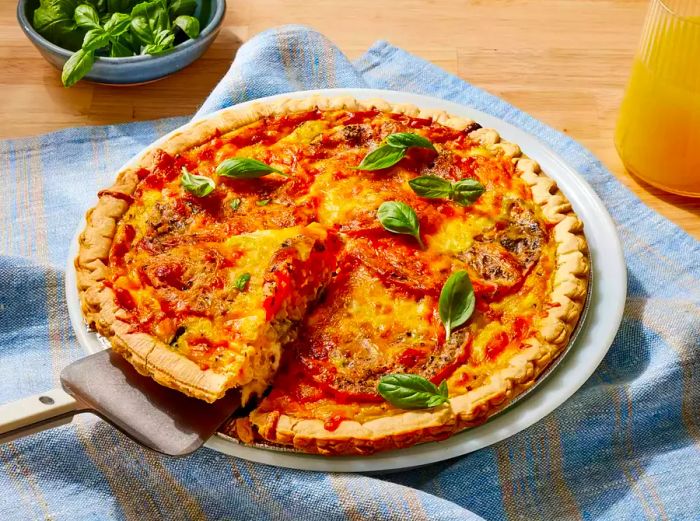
[0,25,698,521]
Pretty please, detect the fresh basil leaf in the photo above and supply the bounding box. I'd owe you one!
[181,167,215,197]
[377,374,449,409]
[143,28,174,54]
[172,15,200,39]
[354,145,406,171]
[84,0,107,13]
[133,2,168,32]
[216,158,286,179]
[168,0,196,17]
[109,34,134,56]
[61,48,95,87]
[131,0,168,27]
[81,28,110,51]
[376,201,424,249]
[229,198,242,211]
[154,28,174,46]
[108,0,138,12]
[130,15,154,44]
[408,175,453,199]
[152,5,170,31]
[451,179,485,207]
[438,271,475,341]
[256,199,271,206]
[234,273,251,291]
[39,0,79,9]
[386,132,436,151]
[74,4,101,29]
[33,2,85,51]
[143,43,161,54]
[130,0,169,46]
[129,0,153,17]
[104,12,131,36]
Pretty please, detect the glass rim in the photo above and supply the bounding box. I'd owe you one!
[658,0,700,25]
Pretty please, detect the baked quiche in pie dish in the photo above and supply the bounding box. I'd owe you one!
[76,96,589,455]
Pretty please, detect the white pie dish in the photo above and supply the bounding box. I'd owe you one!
[65,88,626,473]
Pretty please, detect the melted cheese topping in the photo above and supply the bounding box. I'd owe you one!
[109,108,556,414]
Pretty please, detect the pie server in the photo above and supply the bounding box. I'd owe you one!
[0,349,241,456]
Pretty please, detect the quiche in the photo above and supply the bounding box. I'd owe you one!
[76,96,588,454]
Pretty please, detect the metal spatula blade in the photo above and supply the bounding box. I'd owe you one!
[0,349,240,456]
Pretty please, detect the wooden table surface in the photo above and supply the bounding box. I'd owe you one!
[1,0,698,238]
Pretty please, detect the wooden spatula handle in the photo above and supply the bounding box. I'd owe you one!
[0,389,80,444]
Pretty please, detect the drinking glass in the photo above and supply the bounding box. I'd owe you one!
[615,0,700,197]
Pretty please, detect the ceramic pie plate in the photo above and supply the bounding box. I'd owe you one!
[65,88,626,473]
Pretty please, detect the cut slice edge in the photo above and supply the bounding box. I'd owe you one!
[106,222,341,403]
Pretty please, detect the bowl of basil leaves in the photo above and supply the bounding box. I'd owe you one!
[17,0,225,87]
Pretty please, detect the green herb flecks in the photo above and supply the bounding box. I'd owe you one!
[234,273,251,291]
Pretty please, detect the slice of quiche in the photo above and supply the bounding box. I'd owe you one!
[78,213,340,403]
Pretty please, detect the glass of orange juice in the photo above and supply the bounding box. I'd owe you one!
[615,0,700,197]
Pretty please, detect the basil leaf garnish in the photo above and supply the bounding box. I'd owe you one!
[256,199,271,206]
[181,167,215,197]
[216,158,287,179]
[409,175,485,207]
[377,374,449,409]
[408,175,453,199]
[451,179,485,207]
[386,132,436,151]
[355,133,436,171]
[439,271,475,341]
[354,145,406,171]
[230,198,242,211]
[234,273,251,291]
[376,201,424,248]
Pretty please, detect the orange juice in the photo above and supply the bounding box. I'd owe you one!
[615,1,700,196]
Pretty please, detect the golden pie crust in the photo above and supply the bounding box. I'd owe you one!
[76,96,588,454]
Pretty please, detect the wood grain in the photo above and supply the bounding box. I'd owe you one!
[1,0,698,237]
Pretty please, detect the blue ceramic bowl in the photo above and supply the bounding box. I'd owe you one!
[17,0,226,85]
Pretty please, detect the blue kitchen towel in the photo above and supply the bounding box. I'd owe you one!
[1,25,699,521]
